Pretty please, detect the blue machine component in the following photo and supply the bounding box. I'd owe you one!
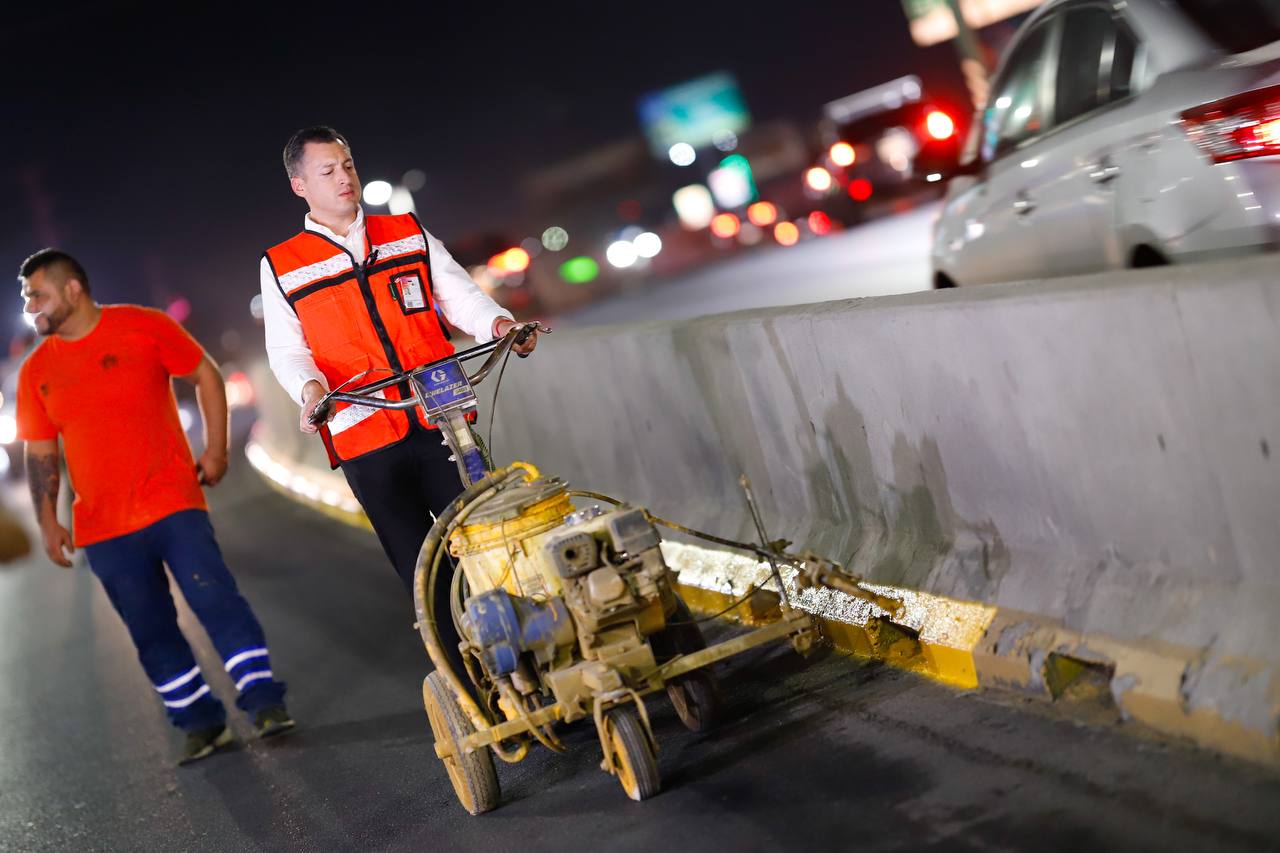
[464,589,571,677]
[462,447,489,485]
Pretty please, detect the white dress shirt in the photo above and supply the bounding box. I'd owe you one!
[260,207,513,403]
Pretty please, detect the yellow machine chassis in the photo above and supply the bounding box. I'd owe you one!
[415,463,831,812]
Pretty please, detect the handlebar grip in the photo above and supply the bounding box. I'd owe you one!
[308,398,333,427]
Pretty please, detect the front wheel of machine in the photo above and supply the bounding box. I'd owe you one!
[423,671,501,815]
[666,669,721,733]
[606,707,661,802]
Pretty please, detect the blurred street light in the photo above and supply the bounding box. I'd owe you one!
[542,226,570,251]
[225,371,255,409]
[807,211,832,236]
[166,297,191,324]
[489,247,530,275]
[830,142,856,167]
[774,221,800,246]
[633,232,662,258]
[805,167,833,193]
[925,110,956,140]
[708,154,757,208]
[388,186,416,215]
[710,213,741,240]
[402,169,427,191]
[673,185,715,230]
[668,143,696,167]
[363,180,393,205]
[0,414,16,444]
[559,256,600,284]
[606,240,639,268]
[249,293,265,320]
[505,248,531,272]
[848,178,873,201]
[747,201,778,227]
[712,129,739,152]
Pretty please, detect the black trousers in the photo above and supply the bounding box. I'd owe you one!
[340,427,462,592]
[341,429,484,701]
[340,428,468,673]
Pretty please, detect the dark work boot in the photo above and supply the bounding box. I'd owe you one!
[177,724,234,766]
[253,706,296,739]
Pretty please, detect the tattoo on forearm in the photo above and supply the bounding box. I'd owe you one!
[27,453,60,518]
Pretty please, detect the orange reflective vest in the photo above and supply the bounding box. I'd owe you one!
[263,213,455,464]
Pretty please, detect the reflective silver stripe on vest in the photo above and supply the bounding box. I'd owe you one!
[371,234,426,260]
[278,253,354,293]
[329,388,388,436]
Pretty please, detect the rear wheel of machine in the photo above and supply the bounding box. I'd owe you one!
[606,707,660,802]
[659,595,722,732]
[666,669,721,733]
[423,671,501,815]
[664,596,708,654]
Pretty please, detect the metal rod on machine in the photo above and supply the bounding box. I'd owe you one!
[739,474,793,610]
[653,609,812,682]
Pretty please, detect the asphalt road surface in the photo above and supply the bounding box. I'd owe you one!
[559,204,937,329]
[3,453,1278,853]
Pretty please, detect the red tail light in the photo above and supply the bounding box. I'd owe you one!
[1181,84,1280,163]
[924,110,955,141]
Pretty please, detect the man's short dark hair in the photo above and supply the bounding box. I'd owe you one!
[19,248,90,295]
[283,126,351,178]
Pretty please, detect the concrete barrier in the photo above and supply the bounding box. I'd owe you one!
[247,255,1280,767]
[486,255,1280,765]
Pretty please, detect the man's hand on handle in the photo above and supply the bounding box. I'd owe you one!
[300,380,332,435]
[40,521,74,568]
[494,318,551,358]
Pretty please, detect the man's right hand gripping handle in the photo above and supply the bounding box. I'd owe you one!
[300,380,333,434]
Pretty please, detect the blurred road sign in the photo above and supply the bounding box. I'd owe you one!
[901,0,1042,47]
[824,76,923,125]
[638,72,752,160]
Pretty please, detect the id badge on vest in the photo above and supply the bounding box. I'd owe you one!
[391,271,429,314]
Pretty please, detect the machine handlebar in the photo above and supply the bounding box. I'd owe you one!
[307,321,549,427]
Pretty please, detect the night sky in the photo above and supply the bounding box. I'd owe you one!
[3,1,968,356]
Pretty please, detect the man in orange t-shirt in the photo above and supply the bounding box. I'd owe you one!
[16,248,294,765]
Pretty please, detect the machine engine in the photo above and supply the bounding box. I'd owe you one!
[450,479,677,718]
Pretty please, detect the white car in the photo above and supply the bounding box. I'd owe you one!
[929,0,1280,287]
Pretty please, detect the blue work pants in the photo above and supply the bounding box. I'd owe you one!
[84,509,286,731]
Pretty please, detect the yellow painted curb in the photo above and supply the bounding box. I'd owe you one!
[977,608,1280,768]
[660,541,995,690]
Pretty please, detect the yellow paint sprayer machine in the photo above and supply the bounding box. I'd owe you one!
[310,324,894,813]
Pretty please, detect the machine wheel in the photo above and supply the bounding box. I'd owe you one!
[651,595,708,662]
[605,707,660,802]
[666,669,721,733]
[423,671,501,815]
